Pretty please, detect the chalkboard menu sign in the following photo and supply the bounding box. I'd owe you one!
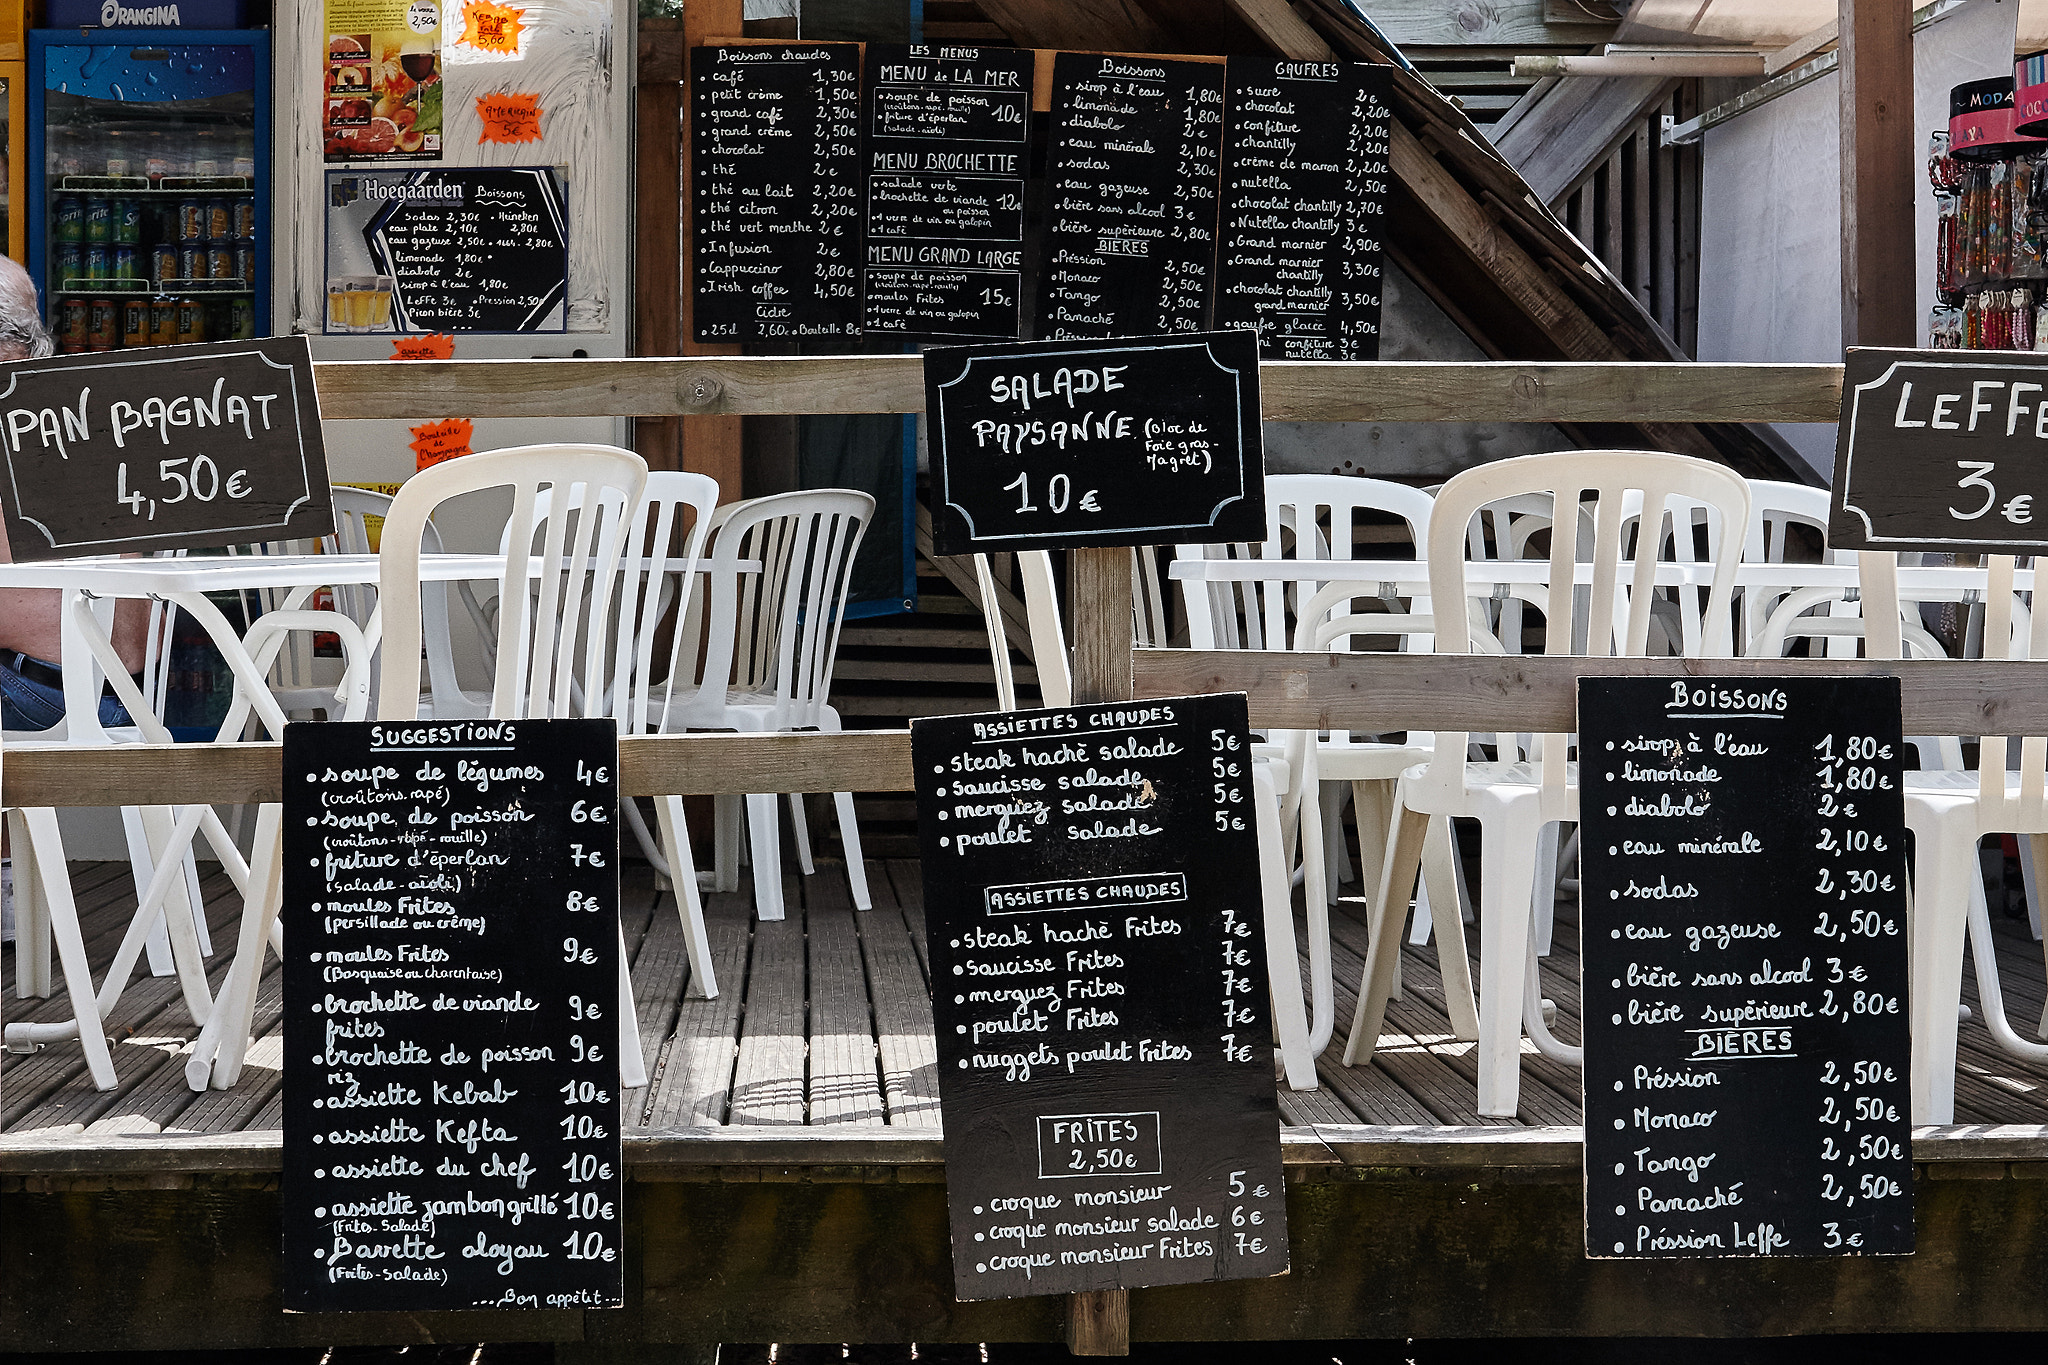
[1832,346,2048,553]
[1214,58,1390,360]
[924,330,1265,555]
[691,43,864,344]
[0,336,331,561]
[862,44,1033,338]
[1035,53,1226,340]
[326,168,569,334]
[283,718,624,1312]
[1579,676,1914,1259]
[912,693,1289,1300]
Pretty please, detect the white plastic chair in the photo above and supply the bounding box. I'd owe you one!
[1341,450,1752,1118]
[644,488,873,923]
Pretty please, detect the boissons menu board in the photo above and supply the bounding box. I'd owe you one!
[911,693,1289,1299]
[923,330,1266,555]
[1578,677,1914,1259]
[1215,58,1390,359]
[282,718,625,1311]
[690,43,864,344]
[0,336,331,561]
[1035,53,1226,339]
[862,44,1034,338]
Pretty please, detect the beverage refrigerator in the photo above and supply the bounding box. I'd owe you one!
[0,0,25,265]
[28,30,271,353]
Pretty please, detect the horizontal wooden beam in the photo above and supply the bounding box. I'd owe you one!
[1131,649,2048,735]
[306,357,1846,424]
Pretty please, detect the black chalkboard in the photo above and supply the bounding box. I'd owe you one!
[690,43,864,344]
[1214,58,1389,360]
[1579,676,1914,1259]
[1832,346,2048,553]
[356,168,569,333]
[861,44,1033,339]
[912,693,1289,1300]
[923,330,1265,555]
[1034,53,1226,340]
[0,335,330,561]
[282,718,624,1312]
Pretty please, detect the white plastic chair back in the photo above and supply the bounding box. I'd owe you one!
[375,443,648,722]
[1413,450,1751,813]
[616,471,720,735]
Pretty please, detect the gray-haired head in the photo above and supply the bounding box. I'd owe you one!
[0,256,55,360]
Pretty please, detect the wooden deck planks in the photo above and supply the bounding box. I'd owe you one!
[803,869,887,1126]
[725,874,810,1126]
[860,862,941,1127]
[641,889,753,1128]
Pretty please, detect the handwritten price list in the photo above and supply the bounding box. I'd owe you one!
[282,718,624,1311]
[912,693,1289,1300]
[364,169,568,334]
[1580,677,1913,1259]
[1035,53,1225,339]
[690,43,863,343]
[861,44,1033,338]
[1214,58,1389,360]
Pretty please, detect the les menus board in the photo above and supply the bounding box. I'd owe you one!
[911,693,1289,1299]
[282,718,624,1312]
[923,330,1265,555]
[1035,53,1226,340]
[690,43,864,344]
[1832,346,2048,553]
[1579,677,1914,1259]
[0,336,331,561]
[1215,58,1390,360]
[326,168,569,334]
[862,43,1034,338]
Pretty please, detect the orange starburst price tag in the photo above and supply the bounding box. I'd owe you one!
[459,0,524,53]
[410,417,475,470]
[476,92,543,145]
[391,334,455,360]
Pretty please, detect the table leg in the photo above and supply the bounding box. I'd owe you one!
[187,803,283,1092]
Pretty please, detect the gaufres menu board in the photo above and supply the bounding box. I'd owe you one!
[282,718,624,1311]
[690,43,864,344]
[325,168,568,334]
[1579,677,1914,1259]
[912,693,1289,1300]
[1214,58,1389,359]
[1035,53,1225,339]
[861,44,1033,338]
[0,336,331,561]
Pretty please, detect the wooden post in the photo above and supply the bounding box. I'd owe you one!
[1838,0,1916,348]
[634,19,686,473]
[1063,543,1134,1355]
[677,0,746,500]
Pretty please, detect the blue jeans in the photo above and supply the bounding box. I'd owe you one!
[0,657,134,733]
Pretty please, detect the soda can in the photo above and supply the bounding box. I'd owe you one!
[205,198,232,240]
[178,245,204,282]
[151,243,177,284]
[84,198,112,243]
[111,245,138,282]
[59,298,88,352]
[54,244,83,287]
[84,244,109,282]
[231,297,254,339]
[208,245,235,279]
[122,299,147,346]
[176,198,205,240]
[114,199,142,245]
[87,298,118,351]
[148,296,178,346]
[53,197,84,242]
[232,197,255,238]
[175,298,206,343]
[233,240,256,283]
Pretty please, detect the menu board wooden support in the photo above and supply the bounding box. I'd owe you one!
[634,19,686,472]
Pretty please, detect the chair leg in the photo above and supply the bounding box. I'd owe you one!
[1351,780,1389,909]
[188,802,284,1091]
[1476,818,1545,1119]
[833,792,872,910]
[714,794,741,891]
[1342,801,1429,1068]
[744,791,786,921]
[1295,772,1331,1057]
[615,920,647,1089]
[1531,821,1558,956]
[1321,783,1351,901]
[655,795,718,999]
[9,808,52,998]
[124,808,175,979]
[22,809,118,1089]
[788,792,816,876]
[1907,811,1976,1125]
[1253,765,1315,1090]
[1422,816,1479,1041]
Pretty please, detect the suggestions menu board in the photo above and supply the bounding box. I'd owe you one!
[912,693,1289,1300]
[1579,677,1914,1259]
[283,718,624,1312]
[1035,53,1225,339]
[691,43,864,344]
[1214,58,1389,359]
[862,44,1033,338]
[326,168,569,334]
[923,331,1265,555]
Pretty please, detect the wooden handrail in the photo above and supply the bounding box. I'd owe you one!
[307,357,1847,424]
